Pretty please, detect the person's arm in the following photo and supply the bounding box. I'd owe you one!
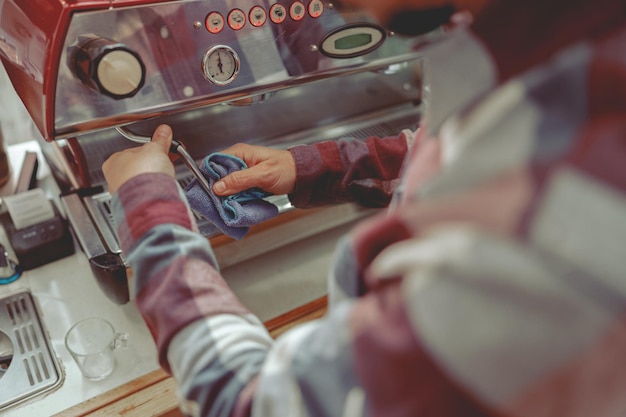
[287,131,413,208]
[112,172,274,417]
[103,125,489,417]
[104,125,275,416]
[214,130,414,208]
[120,166,622,417]
[115,177,492,417]
[112,173,491,417]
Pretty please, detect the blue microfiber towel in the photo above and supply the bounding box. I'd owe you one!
[184,153,279,240]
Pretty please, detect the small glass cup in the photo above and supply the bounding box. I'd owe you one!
[64,317,128,381]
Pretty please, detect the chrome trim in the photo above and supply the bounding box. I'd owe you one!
[83,194,122,254]
[61,193,108,259]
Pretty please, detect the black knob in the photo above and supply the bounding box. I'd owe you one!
[71,35,145,99]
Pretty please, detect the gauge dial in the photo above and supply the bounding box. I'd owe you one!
[201,45,240,85]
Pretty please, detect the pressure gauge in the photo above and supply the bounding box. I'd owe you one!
[201,45,240,85]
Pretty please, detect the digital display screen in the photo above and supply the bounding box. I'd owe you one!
[334,33,372,50]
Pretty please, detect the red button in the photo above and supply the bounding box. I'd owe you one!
[249,6,267,27]
[270,4,287,24]
[308,0,324,18]
[228,9,246,30]
[205,12,225,34]
[290,2,306,21]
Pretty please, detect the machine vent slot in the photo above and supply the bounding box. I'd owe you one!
[30,324,41,349]
[23,358,34,386]
[14,328,24,354]
[39,352,51,380]
[5,296,31,325]
[101,200,116,227]
[4,302,14,325]
[21,327,33,351]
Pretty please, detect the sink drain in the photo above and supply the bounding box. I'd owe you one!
[0,291,62,411]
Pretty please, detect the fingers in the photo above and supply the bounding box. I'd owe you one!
[213,168,258,196]
[102,125,176,195]
[213,144,265,195]
[218,143,258,165]
[211,143,297,196]
[151,124,173,154]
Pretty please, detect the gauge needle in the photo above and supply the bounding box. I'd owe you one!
[217,52,224,74]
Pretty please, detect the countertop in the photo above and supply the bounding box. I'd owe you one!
[0,142,160,416]
[0,141,357,416]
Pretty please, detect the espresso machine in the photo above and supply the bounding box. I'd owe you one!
[0,0,423,304]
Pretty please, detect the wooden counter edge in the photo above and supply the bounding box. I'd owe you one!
[54,296,328,417]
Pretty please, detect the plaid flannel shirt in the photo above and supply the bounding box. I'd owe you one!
[112,0,626,415]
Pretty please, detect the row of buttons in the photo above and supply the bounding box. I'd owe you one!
[205,0,324,33]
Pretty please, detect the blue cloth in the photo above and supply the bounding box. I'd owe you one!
[184,153,279,240]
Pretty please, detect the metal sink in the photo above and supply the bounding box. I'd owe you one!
[0,291,63,411]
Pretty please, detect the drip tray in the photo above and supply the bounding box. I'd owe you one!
[0,291,63,411]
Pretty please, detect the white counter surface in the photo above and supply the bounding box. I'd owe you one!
[0,253,160,416]
[0,142,159,416]
[0,142,353,416]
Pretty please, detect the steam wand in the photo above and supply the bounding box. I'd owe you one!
[114,126,214,197]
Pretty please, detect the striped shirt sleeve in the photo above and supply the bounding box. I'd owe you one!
[288,131,413,208]
[112,173,273,417]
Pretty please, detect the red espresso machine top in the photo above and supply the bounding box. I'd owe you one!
[0,0,171,141]
[0,0,422,142]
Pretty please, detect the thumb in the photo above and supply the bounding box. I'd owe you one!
[151,124,173,154]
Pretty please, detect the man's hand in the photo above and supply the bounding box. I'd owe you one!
[103,124,176,195]
[213,143,296,196]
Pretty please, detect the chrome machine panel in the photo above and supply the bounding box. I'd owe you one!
[55,1,422,138]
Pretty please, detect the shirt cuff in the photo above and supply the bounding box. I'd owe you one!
[288,144,325,207]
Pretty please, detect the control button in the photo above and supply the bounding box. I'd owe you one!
[308,0,324,18]
[249,6,267,27]
[205,12,225,34]
[269,4,287,24]
[97,50,144,97]
[290,2,306,21]
[228,9,246,30]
